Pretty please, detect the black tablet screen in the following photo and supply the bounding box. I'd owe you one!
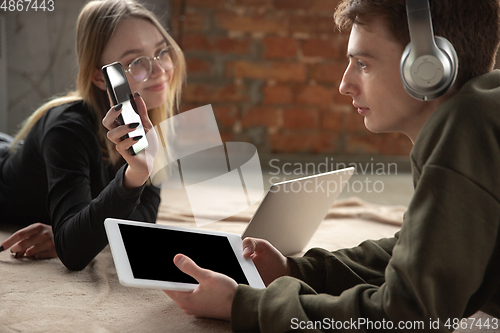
[118,224,249,285]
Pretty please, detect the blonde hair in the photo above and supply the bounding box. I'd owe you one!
[11,0,186,165]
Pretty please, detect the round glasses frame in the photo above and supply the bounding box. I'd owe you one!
[125,46,178,82]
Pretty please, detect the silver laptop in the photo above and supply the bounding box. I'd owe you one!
[242,167,354,256]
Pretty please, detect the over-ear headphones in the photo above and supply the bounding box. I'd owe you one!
[400,0,458,101]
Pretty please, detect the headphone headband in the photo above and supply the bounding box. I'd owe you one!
[406,0,437,55]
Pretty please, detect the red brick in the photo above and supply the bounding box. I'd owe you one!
[294,85,334,106]
[312,132,340,153]
[180,103,203,113]
[234,0,272,9]
[274,0,340,12]
[241,106,282,128]
[171,1,410,156]
[171,0,182,8]
[262,85,293,104]
[308,0,340,13]
[171,11,205,33]
[302,38,340,59]
[185,11,207,32]
[274,0,313,10]
[170,29,182,44]
[169,18,180,39]
[214,37,252,54]
[185,0,227,9]
[186,58,211,75]
[170,0,183,20]
[216,12,288,33]
[213,105,239,128]
[289,15,336,35]
[183,83,248,103]
[268,132,339,153]
[283,107,318,129]
[182,34,211,52]
[263,36,298,59]
[268,132,306,153]
[310,62,347,84]
[345,132,412,155]
[334,32,350,58]
[230,61,307,82]
[321,108,343,131]
[219,131,236,143]
[182,34,251,54]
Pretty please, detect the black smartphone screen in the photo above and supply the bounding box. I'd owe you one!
[118,224,249,285]
[101,62,148,155]
[103,63,132,104]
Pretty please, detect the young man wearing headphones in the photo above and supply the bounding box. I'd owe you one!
[165,1,500,331]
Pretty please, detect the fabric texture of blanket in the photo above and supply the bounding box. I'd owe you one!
[0,193,494,332]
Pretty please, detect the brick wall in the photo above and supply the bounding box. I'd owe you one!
[169,0,413,156]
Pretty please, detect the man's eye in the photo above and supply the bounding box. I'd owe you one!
[357,61,367,69]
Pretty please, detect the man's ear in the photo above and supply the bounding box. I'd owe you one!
[92,68,107,91]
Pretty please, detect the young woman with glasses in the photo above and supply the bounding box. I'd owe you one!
[0,0,186,270]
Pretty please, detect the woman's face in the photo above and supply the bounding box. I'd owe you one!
[98,18,174,110]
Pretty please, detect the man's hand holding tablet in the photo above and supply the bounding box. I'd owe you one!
[104,218,265,292]
[163,253,238,320]
[164,237,292,320]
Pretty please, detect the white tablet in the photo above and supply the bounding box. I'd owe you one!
[104,218,265,292]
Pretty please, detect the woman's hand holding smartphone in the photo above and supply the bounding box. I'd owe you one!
[102,62,149,155]
[101,62,159,189]
[102,92,158,189]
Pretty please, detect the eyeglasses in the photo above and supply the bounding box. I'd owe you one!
[125,46,178,82]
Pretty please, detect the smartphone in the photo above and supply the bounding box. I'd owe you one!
[102,62,148,155]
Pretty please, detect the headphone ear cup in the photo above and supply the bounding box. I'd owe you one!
[400,36,458,101]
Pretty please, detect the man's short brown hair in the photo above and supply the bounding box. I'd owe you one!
[334,0,500,90]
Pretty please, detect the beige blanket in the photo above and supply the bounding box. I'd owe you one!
[0,194,493,332]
